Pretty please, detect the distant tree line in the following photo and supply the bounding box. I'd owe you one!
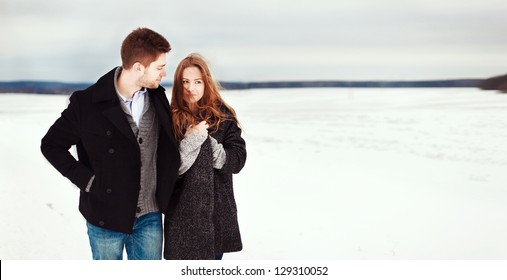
[219,79,481,90]
[478,74,507,92]
[0,79,483,94]
[0,81,91,95]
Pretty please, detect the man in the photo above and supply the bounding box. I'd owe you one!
[41,27,180,260]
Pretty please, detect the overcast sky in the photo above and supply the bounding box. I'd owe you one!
[2,0,507,82]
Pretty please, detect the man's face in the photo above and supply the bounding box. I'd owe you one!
[139,53,167,89]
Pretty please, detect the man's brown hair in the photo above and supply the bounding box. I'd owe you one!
[121,27,171,69]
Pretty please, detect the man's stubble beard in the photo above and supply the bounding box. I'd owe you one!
[139,75,160,89]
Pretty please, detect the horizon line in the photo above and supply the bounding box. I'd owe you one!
[0,78,485,85]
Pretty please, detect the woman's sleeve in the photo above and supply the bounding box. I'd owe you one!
[218,120,247,174]
[178,130,207,175]
[209,136,226,169]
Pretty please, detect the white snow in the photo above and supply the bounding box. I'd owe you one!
[1,88,507,260]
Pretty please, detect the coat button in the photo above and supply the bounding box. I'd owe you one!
[106,130,112,136]
[138,137,143,144]
[136,207,141,213]
[106,188,112,194]
[99,221,105,226]
[108,148,115,154]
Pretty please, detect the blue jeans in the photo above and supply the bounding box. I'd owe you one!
[86,212,162,260]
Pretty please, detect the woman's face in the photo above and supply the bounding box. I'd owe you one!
[182,66,205,104]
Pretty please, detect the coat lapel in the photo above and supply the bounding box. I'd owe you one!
[149,88,176,145]
[102,104,138,144]
[91,68,175,146]
[91,67,138,145]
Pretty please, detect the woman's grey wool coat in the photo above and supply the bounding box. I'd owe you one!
[164,112,247,260]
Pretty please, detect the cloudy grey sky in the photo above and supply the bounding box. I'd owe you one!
[2,0,507,82]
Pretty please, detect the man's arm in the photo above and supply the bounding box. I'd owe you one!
[40,93,94,191]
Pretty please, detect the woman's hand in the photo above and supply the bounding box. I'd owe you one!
[187,121,209,137]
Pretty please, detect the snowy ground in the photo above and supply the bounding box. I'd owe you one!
[1,88,507,260]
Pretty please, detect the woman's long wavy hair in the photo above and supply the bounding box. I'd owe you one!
[171,53,238,142]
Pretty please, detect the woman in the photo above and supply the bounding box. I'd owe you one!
[164,53,247,260]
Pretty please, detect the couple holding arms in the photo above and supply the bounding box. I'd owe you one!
[40,27,246,260]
